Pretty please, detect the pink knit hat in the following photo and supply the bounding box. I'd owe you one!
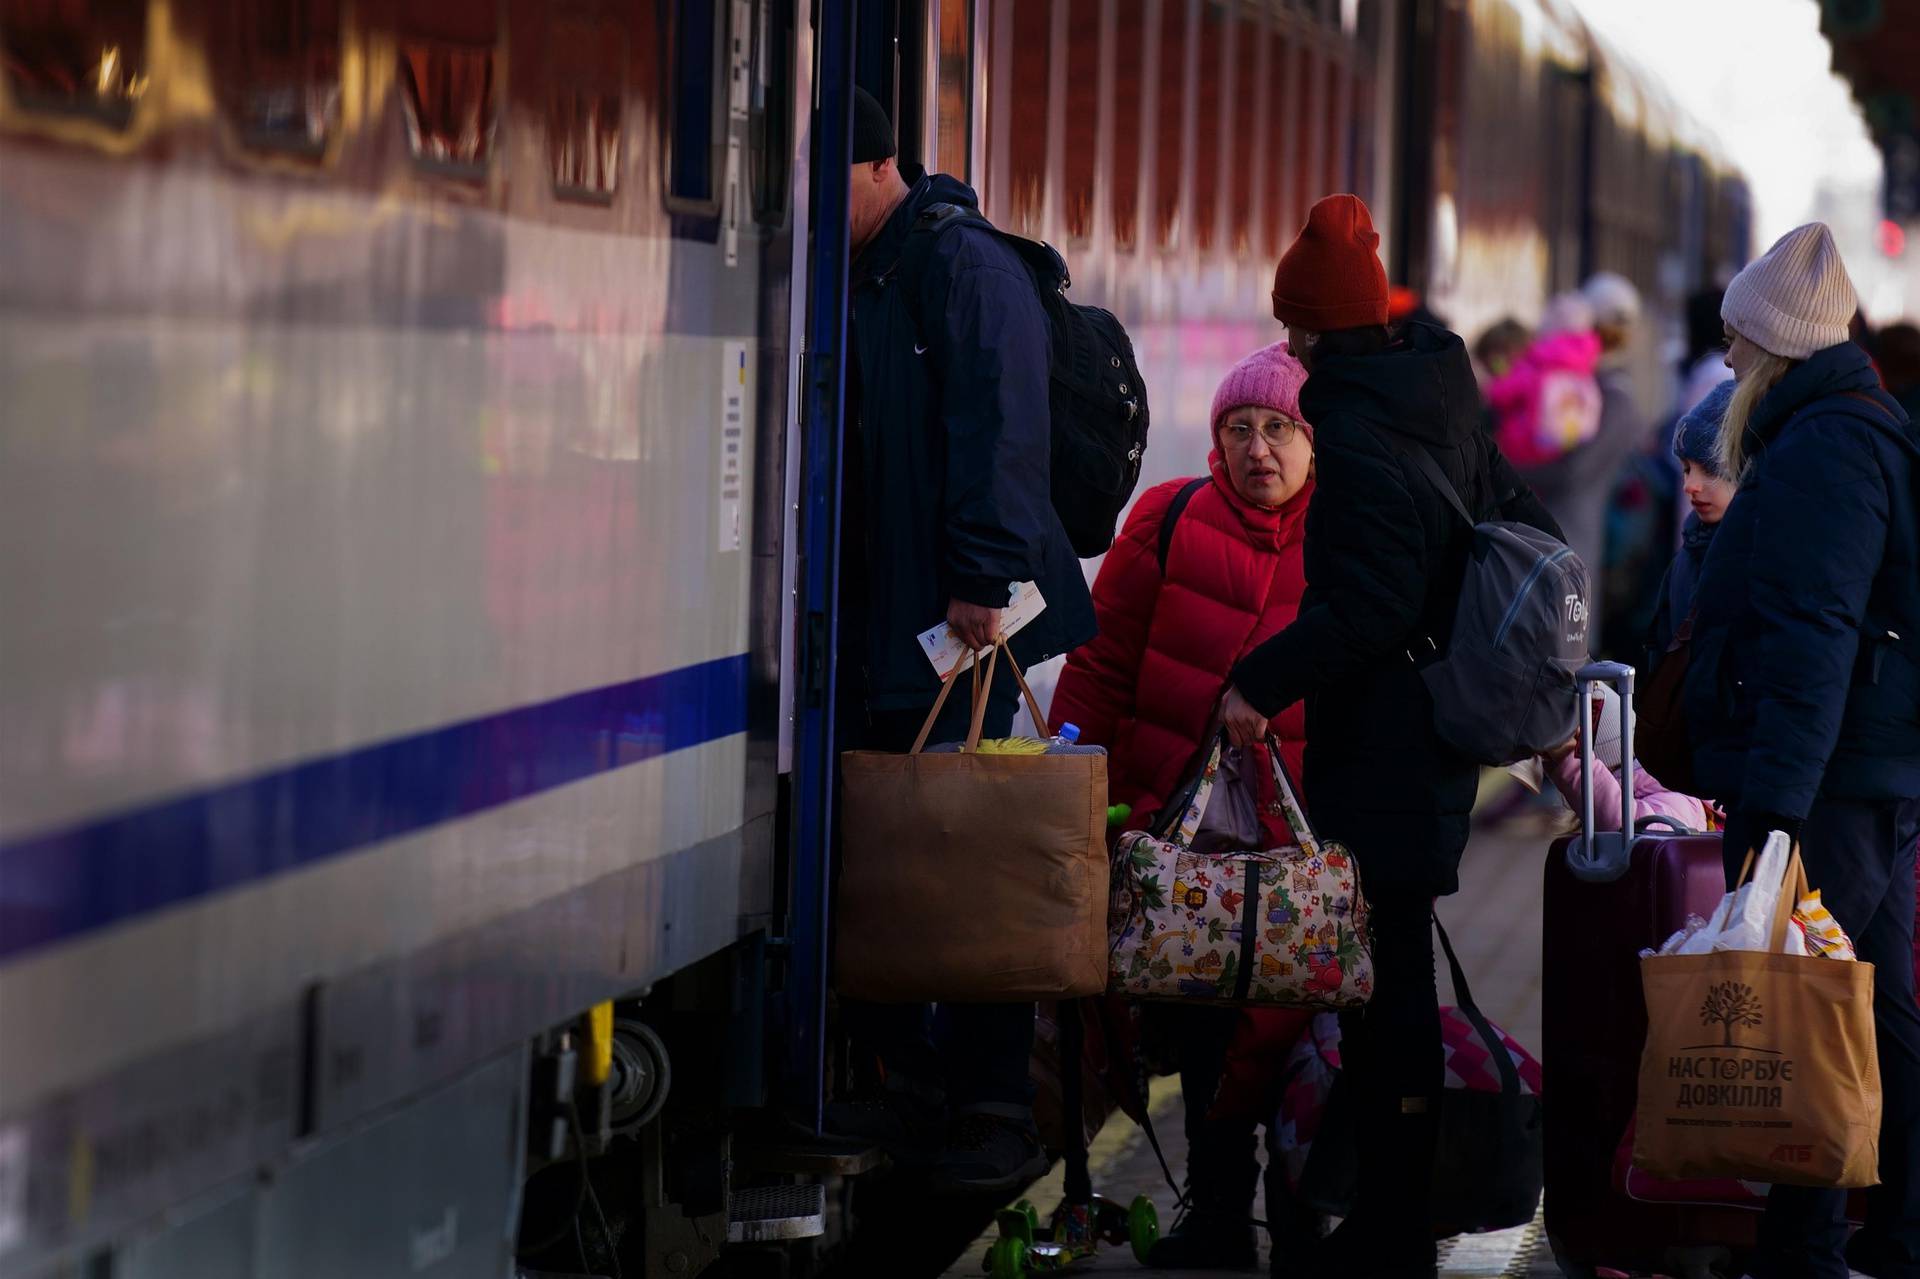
[1210,341,1310,434]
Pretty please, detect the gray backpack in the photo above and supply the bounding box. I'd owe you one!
[1403,446,1588,766]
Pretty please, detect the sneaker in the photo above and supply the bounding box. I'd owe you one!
[1146,1207,1258,1270]
[822,1075,945,1168]
[928,1107,1049,1196]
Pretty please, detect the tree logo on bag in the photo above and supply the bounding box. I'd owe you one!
[1698,981,1764,1047]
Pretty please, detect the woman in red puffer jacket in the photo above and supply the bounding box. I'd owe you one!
[1051,341,1312,834]
[1050,341,1314,1268]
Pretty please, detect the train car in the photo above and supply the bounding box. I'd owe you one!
[0,1,800,1274]
[1400,0,1750,416]
[0,3,1744,1277]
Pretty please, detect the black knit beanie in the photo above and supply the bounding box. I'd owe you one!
[851,87,896,164]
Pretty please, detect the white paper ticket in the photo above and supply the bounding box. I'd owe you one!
[917,581,1049,678]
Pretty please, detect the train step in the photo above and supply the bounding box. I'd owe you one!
[728,1183,829,1243]
[733,1125,885,1177]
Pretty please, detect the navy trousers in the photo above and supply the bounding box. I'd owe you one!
[1727,797,1920,1279]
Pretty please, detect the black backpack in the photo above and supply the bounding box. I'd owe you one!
[899,202,1150,558]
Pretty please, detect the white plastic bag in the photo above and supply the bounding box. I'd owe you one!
[1676,892,1736,955]
[1713,832,1793,953]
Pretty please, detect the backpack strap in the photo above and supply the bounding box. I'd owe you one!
[1155,477,1209,574]
[1399,442,1479,529]
[892,202,996,333]
[1833,389,1920,456]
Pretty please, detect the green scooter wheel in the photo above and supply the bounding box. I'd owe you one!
[987,1236,1030,1279]
[1126,1196,1158,1262]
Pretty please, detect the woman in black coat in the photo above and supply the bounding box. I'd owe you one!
[1221,196,1559,1276]
[1686,222,1920,1279]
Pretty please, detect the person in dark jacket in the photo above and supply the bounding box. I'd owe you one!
[825,90,1096,1196]
[1881,321,1920,421]
[1685,223,1920,1279]
[1219,195,1560,1276]
[1645,379,1737,665]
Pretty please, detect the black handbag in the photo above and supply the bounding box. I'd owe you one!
[1284,915,1544,1235]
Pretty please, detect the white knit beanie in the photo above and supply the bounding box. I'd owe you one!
[1721,222,1858,360]
[1582,272,1642,330]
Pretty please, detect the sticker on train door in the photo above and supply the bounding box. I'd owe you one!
[719,342,749,552]
[0,1123,25,1255]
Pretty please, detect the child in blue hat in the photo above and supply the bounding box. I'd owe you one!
[1647,380,1738,667]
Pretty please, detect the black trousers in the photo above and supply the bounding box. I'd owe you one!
[1339,891,1443,1242]
[1163,1005,1261,1214]
[1728,797,1920,1279]
[836,665,1037,1111]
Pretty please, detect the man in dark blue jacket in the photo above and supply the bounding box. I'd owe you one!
[1687,246,1920,1275]
[829,89,1095,1195]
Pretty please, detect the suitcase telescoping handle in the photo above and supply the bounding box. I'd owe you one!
[1569,660,1636,884]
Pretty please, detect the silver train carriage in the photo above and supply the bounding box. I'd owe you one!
[0,1,1745,1276]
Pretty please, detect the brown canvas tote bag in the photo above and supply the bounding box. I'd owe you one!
[835,639,1109,1002]
[1633,845,1881,1188]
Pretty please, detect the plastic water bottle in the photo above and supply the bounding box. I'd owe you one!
[1049,722,1081,749]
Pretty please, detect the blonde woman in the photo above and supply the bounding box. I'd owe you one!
[1683,222,1920,1279]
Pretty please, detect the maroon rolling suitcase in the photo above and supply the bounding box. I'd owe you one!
[1541,662,1756,1276]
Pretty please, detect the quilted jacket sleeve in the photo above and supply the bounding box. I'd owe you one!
[1228,415,1430,717]
[1048,482,1181,745]
[1740,416,1889,820]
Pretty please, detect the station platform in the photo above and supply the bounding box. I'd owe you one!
[936,800,1569,1278]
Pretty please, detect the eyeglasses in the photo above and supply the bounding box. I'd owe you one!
[1220,417,1305,451]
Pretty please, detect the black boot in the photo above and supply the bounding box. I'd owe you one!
[1278,1103,1439,1278]
[1285,1217,1435,1278]
[1147,1203,1259,1271]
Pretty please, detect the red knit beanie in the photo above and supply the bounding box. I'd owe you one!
[1271,194,1390,331]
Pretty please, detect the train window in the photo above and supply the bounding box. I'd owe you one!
[749,0,794,223]
[666,0,721,210]
[1152,0,1186,250]
[398,0,498,176]
[1293,43,1322,226]
[1347,63,1375,206]
[1324,54,1348,200]
[991,0,1050,235]
[0,0,147,128]
[220,0,341,156]
[1262,30,1298,255]
[548,14,625,201]
[935,0,971,182]
[1061,0,1099,243]
[1110,0,1144,252]
[1192,1,1224,253]
[1227,12,1262,255]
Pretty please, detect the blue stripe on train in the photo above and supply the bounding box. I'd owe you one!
[0,653,750,964]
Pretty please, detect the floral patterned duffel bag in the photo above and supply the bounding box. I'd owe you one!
[1108,734,1372,1009]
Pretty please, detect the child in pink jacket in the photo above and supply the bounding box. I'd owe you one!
[1542,682,1709,832]
[1486,298,1605,469]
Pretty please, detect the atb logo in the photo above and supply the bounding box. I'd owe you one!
[1768,1144,1814,1165]
[1699,981,1763,1047]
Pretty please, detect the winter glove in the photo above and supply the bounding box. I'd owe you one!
[1749,811,1805,845]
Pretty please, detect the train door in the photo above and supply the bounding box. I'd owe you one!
[780,0,973,1124]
